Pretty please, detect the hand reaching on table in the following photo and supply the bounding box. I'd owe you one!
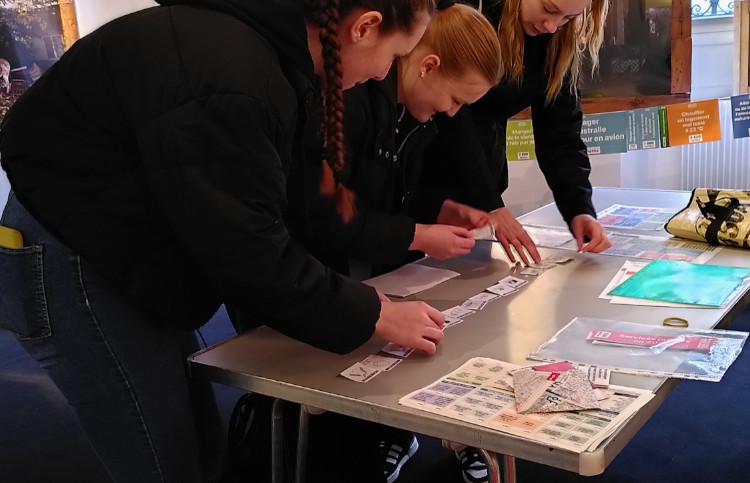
[375,301,444,354]
[488,207,541,265]
[436,199,489,229]
[571,214,611,253]
[409,224,475,260]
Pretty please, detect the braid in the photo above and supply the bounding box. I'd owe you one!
[304,0,437,223]
[316,0,357,223]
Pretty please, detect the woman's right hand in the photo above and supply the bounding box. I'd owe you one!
[375,301,444,354]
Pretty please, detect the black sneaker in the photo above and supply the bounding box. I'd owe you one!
[380,434,419,483]
[455,447,489,483]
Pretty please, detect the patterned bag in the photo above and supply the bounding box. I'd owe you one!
[665,189,750,248]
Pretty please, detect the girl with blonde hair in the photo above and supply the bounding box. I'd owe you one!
[420,0,612,276]
[289,1,503,279]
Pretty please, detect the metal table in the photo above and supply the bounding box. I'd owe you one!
[189,188,750,481]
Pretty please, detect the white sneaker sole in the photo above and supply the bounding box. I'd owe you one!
[386,437,419,483]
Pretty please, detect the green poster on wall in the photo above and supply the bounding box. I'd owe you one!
[506,120,537,161]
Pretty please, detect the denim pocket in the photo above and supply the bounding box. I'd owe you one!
[0,244,51,340]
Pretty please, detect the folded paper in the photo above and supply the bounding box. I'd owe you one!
[512,366,600,414]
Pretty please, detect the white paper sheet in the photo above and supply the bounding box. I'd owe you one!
[362,263,460,297]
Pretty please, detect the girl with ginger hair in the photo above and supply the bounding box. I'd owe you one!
[288,2,503,280]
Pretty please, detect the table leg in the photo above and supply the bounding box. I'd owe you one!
[475,448,503,483]
[294,406,310,483]
[501,453,517,483]
[271,398,285,483]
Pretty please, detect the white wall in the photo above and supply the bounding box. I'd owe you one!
[505,153,621,216]
[75,0,157,36]
[690,17,734,101]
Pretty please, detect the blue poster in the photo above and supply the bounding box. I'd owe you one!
[626,110,638,150]
[626,108,660,150]
[581,111,629,155]
[731,94,750,139]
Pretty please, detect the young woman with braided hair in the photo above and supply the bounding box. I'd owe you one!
[0,0,440,481]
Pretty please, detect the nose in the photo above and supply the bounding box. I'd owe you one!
[541,18,559,33]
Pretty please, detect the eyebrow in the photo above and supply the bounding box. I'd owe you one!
[548,0,580,16]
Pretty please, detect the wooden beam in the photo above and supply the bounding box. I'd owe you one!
[58,0,80,50]
[670,0,691,94]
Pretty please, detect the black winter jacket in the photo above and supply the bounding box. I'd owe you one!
[0,0,379,353]
[287,68,437,275]
[417,0,596,224]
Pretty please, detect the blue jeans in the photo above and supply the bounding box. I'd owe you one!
[0,193,224,482]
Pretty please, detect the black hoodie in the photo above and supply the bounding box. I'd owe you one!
[0,0,380,353]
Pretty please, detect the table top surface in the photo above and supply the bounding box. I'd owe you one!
[189,187,750,475]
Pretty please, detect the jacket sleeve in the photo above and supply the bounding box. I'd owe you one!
[136,93,380,354]
[289,87,416,268]
[530,83,596,223]
[291,180,416,268]
[413,105,507,222]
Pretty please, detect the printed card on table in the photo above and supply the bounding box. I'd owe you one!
[443,315,464,330]
[380,342,414,358]
[486,283,517,296]
[469,292,499,303]
[340,354,403,383]
[587,330,718,351]
[442,305,475,319]
[666,99,722,146]
[461,299,487,311]
[497,275,528,288]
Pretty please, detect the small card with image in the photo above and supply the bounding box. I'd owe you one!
[461,299,487,311]
[486,283,517,296]
[520,267,544,276]
[442,305,475,319]
[380,342,415,358]
[498,275,528,288]
[469,292,499,303]
[443,316,464,330]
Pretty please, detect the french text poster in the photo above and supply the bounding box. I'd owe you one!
[666,99,722,146]
[731,94,750,139]
[506,120,537,161]
[581,111,628,155]
[627,107,660,150]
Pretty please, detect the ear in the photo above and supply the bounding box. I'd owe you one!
[348,11,383,44]
[420,54,441,76]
